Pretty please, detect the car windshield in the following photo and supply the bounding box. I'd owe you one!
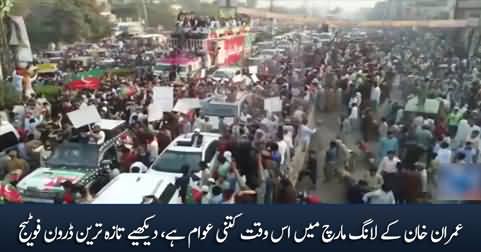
[45,52,62,58]
[213,70,232,78]
[318,34,331,40]
[46,143,99,169]
[152,150,201,173]
[178,66,188,73]
[261,50,276,56]
[154,64,171,71]
[0,132,19,153]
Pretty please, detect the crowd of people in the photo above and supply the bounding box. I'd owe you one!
[323,30,481,204]
[1,25,322,204]
[1,22,480,204]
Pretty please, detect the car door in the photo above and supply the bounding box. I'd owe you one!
[204,140,219,164]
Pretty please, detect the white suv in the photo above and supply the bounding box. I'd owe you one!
[92,132,221,204]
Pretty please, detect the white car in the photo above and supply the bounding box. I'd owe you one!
[211,67,241,81]
[92,132,221,204]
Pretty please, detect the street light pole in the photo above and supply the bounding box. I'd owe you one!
[0,0,14,80]
[141,0,149,27]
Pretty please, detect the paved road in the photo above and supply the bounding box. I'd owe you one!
[295,75,403,203]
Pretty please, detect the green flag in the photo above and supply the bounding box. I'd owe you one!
[66,69,105,82]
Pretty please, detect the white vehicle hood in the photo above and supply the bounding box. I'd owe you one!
[92,172,182,204]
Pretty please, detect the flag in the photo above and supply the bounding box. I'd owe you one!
[66,69,105,83]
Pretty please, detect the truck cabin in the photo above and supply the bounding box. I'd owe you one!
[200,93,250,131]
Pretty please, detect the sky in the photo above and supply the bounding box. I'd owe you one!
[256,0,382,12]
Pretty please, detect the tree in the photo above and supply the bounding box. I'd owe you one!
[246,0,257,8]
[111,0,219,29]
[11,0,112,48]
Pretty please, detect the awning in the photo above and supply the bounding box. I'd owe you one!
[36,63,58,74]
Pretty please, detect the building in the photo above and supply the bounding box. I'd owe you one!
[454,0,481,19]
[404,0,457,20]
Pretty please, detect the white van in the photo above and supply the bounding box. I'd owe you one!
[0,120,20,178]
[0,120,20,153]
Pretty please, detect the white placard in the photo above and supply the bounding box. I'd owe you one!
[264,97,282,113]
[201,69,206,78]
[153,86,174,111]
[67,105,101,128]
[208,116,219,130]
[148,104,163,122]
[233,75,244,83]
[13,105,25,115]
[249,66,258,75]
[173,98,201,114]
[251,74,259,83]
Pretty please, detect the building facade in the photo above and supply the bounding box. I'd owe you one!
[454,0,481,19]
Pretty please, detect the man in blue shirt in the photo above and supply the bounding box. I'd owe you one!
[457,141,477,164]
[378,131,399,161]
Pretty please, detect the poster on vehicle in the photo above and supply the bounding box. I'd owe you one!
[264,97,282,113]
[173,98,201,114]
[148,104,163,122]
[249,66,258,75]
[67,105,101,128]
[153,86,174,111]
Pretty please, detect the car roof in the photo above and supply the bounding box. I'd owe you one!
[96,119,125,131]
[0,121,17,136]
[166,132,220,153]
[215,67,240,73]
[92,173,175,204]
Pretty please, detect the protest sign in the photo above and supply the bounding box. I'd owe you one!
[153,87,174,111]
[249,66,258,75]
[173,98,201,114]
[148,104,163,122]
[264,97,282,113]
[67,106,101,128]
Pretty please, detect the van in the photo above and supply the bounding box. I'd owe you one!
[0,120,20,178]
[0,121,20,153]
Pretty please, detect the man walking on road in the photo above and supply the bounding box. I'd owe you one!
[324,141,339,182]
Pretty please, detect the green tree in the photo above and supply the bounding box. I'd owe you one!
[11,0,112,48]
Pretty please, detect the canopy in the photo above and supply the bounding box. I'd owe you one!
[36,63,58,74]
[66,77,101,90]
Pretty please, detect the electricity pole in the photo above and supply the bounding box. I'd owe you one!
[0,0,14,80]
[141,0,149,27]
